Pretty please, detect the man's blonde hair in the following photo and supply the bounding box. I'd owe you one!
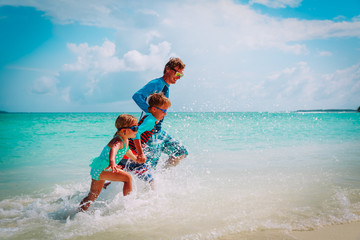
[163,57,185,74]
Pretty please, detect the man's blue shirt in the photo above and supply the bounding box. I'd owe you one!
[132,77,169,113]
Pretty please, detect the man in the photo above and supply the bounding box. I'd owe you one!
[132,57,188,168]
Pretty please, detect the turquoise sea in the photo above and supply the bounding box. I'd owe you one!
[0,112,360,239]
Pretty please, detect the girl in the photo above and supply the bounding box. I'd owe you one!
[79,114,144,211]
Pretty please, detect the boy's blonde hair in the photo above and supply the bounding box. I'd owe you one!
[115,114,137,130]
[147,92,171,110]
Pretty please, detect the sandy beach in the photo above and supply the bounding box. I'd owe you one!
[218,221,360,240]
[290,221,360,240]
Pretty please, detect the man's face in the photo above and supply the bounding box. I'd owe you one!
[167,66,184,85]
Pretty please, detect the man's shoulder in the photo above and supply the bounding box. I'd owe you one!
[139,77,165,92]
[147,77,164,84]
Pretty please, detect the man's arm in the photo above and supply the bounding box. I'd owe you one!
[132,79,162,112]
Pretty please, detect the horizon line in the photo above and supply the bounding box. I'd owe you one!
[1,109,359,114]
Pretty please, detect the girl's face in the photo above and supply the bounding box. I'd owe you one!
[124,121,138,138]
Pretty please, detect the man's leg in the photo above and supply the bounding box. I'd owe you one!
[161,131,188,168]
[166,154,187,168]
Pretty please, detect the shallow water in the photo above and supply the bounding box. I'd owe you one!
[0,112,360,239]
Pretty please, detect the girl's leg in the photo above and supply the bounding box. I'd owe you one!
[79,179,105,212]
[99,170,133,196]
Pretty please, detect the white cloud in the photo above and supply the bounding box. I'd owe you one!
[124,41,172,71]
[145,30,161,44]
[32,76,59,95]
[61,87,71,103]
[3,0,360,55]
[61,40,172,97]
[63,40,172,73]
[2,0,360,111]
[353,15,360,22]
[0,0,165,30]
[249,0,302,8]
[157,1,360,55]
[320,63,360,101]
[63,40,124,72]
[318,51,332,56]
[200,61,360,111]
[225,62,317,108]
[262,62,360,108]
[137,9,160,17]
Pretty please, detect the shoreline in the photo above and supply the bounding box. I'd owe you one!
[217,221,360,240]
[290,221,360,240]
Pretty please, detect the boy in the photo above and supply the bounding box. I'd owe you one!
[104,93,170,188]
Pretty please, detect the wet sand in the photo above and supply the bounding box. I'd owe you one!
[290,221,360,240]
[217,221,360,240]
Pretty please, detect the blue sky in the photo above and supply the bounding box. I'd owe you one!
[0,0,359,112]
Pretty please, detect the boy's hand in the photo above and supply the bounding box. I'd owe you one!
[136,153,146,163]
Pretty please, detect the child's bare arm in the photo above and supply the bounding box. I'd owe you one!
[125,149,137,162]
[104,140,122,172]
[134,139,146,163]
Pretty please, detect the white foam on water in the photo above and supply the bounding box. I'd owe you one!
[1,148,360,240]
[1,112,360,239]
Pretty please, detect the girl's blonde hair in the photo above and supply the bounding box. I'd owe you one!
[115,114,137,130]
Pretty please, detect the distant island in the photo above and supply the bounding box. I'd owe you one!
[296,108,359,113]
[0,107,359,113]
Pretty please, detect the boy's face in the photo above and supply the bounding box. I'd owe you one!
[152,104,168,121]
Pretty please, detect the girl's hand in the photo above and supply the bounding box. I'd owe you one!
[104,164,121,173]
